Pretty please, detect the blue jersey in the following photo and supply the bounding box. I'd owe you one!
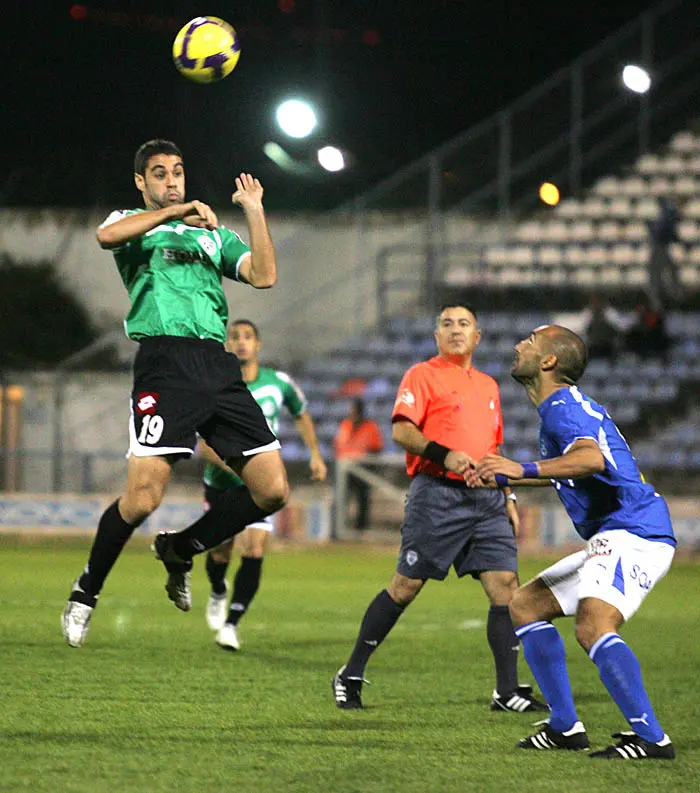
[537,386,675,546]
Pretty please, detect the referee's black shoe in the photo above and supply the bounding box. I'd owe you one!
[332,666,365,710]
[490,684,549,713]
[589,732,675,760]
[517,720,590,751]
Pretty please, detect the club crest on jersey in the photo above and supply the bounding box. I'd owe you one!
[396,388,415,408]
[198,235,218,257]
[136,392,159,414]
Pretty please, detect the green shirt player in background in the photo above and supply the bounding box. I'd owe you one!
[62,139,290,648]
[201,319,327,651]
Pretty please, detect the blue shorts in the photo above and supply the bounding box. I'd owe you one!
[396,474,518,581]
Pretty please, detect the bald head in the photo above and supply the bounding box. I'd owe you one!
[538,325,588,385]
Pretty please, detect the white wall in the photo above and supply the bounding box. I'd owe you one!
[0,207,470,365]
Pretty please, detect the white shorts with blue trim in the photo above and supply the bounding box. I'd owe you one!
[539,530,675,621]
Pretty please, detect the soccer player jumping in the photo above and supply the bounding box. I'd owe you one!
[62,139,288,647]
[469,324,675,760]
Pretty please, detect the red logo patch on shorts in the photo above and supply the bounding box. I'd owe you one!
[136,392,159,414]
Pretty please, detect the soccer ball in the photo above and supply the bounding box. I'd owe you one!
[172,16,241,84]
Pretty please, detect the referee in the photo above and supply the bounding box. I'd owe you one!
[332,304,546,713]
[62,139,288,648]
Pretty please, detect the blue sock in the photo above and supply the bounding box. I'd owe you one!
[516,621,579,732]
[589,633,664,743]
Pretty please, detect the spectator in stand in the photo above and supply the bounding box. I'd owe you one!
[334,398,384,531]
[625,298,670,362]
[647,196,683,309]
[579,293,629,360]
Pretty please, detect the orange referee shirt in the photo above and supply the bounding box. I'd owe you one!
[392,356,503,480]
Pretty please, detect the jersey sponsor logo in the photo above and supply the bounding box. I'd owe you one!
[163,248,208,264]
[630,564,652,591]
[396,388,416,408]
[136,392,159,414]
[198,235,218,257]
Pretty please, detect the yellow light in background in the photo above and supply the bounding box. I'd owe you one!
[539,182,560,206]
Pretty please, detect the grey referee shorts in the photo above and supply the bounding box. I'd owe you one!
[396,474,518,581]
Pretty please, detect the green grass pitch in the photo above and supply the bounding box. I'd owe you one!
[0,535,698,792]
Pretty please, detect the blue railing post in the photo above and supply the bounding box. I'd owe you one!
[640,12,654,155]
[426,154,443,310]
[498,111,512,220]
[570,62,584,196]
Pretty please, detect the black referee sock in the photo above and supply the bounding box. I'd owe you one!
[70,499,138,608]
[487,604,520,697]
[205,553,229,596]
[171,487,268,560]
[344,589,406,679]
[227,556,263,626]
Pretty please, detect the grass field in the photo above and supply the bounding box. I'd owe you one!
[1,535,698,793]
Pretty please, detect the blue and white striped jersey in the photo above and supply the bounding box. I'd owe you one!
[537,386,675,546]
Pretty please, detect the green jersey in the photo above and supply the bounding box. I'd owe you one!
[204,366,307,490]
[101,209,251,342]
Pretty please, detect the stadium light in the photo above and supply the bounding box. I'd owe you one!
[275,99,318,138]
[317,146,345,172]
[622,64,651,94]
[539,182,560,206]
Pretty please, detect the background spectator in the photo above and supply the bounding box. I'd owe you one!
[334,398,384,531]
[625,298,671,362]
[647,196,683,309]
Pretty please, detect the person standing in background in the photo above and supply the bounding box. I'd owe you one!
[333,398,384,531]
[203,318,327,651]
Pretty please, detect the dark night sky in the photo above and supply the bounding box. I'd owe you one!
[5,1,657,210]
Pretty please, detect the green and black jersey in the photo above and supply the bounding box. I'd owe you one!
[101,209,251,342]
[204,367,307,490]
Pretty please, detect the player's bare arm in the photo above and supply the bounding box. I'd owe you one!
[294,412,328,481]
[96,201,218,249]
[475,438,605,485]
[233,174,277,289]
[392,419,474,476]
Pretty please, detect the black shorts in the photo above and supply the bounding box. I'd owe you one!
[129,336,279,461]
[396,474,518,581]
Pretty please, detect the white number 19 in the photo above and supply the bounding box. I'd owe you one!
[138,414,164,444]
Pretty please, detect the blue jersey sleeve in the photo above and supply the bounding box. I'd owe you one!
[544,402,602,457]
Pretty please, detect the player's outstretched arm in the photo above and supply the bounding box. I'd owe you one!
[475,439,605,486]
[96,201,218,248]
[233,174,277,289]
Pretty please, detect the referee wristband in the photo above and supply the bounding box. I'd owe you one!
[422,441,451,466]
[521,462,540,479]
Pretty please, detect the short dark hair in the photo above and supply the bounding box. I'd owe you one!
[436,303,478,325]
[546,326,588,385]
[230,318,260,338]
[134,139,183,175]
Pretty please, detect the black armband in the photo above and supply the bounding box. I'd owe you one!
[422,441,451,466]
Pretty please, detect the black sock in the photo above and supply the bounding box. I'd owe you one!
[171,487,268,560]
[206,553,229,596]
[70,500,137,607]
[344,589,406,679]
[227,556,263,626]
[487,604,520,696]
